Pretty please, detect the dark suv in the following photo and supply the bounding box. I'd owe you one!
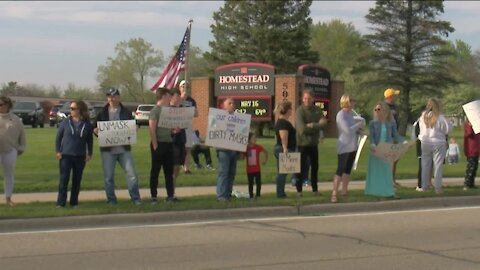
[12,101,45,128]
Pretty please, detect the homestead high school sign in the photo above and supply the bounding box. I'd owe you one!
[215,63,275,96]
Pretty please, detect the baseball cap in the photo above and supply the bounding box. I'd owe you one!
[179,80,189,87]
[384,88,400,98]
[106,88,120,96]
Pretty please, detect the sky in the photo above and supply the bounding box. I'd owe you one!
[1,1,479,90]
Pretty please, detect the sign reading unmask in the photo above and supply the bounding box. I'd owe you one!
[215,63,275,96]
[205,107,251,152]
[97,120,137,147]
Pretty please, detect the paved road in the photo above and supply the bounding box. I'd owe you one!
[1,206,479,270]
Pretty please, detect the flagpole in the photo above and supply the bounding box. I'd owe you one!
[184,19,193,84]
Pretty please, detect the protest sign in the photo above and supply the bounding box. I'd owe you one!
[97,120,137,147]
[372,142,410,163]
[353,135,368,170]
[205,107,251,152]
[278,152,301,174]
[158,106,195,129]
[463,100,480,134]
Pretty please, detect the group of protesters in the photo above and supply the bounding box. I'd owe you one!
[0,85,479,207]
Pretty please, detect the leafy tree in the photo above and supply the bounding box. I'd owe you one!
[97,38,164,102]
[355,0,455,134]
[63,83,102,100]
[205,0,318,74]
[310,19,368,80]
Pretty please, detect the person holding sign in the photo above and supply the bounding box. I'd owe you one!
[149,88,176,203]
[274,101,296,198]
[331,95,365,203]
[463,118,480,190]
[55,100,93,208]
[170,89,187,198]
[417,98,452,194]
[179,80,197,175]
[94,88,141,205]
[295,89,328,196]
[365,102,405,198]
[216,97,240,201]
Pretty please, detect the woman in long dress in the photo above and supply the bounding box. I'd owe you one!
[365,102,404,197]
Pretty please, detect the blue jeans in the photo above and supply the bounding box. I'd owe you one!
[57,155,86,207]
[101,151,141,203]
[274,145,294,197]
[216,150,238,199]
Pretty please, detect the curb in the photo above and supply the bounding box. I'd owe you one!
[1,195,479,234]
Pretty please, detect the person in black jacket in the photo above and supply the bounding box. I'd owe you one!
[93,88,141,205]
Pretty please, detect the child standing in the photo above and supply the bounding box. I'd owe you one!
[447,137,460,164]
[245,133,268,199]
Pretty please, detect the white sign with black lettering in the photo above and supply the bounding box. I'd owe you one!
[158,106,195,129]
[205,107,251,152]
[97,120,137,147]
[279,152,301,174]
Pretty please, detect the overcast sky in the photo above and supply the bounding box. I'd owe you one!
[1,1,479,90]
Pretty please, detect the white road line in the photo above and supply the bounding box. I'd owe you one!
[1,205,480,236]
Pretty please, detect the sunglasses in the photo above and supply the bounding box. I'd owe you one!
[374,108,381,111]
[70,107,78,111]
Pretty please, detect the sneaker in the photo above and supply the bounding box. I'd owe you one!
[303,179,310,187]
[151,197,158,205]
[107,200,117,205]
[165,197,178,203]
[206,164,215,170]
[56,205,65,209]
[133,200,142,206]
[415,187,422,191]
[184,170,192,174]
[416,187,427,192]
[194,164,203,170]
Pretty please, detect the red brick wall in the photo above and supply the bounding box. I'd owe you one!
[191,77,214,139]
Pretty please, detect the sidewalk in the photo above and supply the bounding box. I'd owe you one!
[2,178,466,204]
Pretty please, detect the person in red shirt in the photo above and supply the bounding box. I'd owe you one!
[464,118,480,190]
[244,133,268,199]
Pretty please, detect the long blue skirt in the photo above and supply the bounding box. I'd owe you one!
[365,153,394,197]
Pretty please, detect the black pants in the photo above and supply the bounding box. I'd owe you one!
[247,172,261,198]
[57,155,86,207]
[150,142,174,198]
[296,146,319,192]
[191,145,212,165]
[465,156,479,188]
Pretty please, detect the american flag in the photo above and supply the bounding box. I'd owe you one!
[150,24,191,91]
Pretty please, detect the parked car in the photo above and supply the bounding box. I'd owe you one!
[12,101,45,128]
[49,104,63,127]
[134,104,155,127]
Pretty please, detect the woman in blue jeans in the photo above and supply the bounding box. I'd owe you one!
[273,101,296,198]
[55,100,93,208]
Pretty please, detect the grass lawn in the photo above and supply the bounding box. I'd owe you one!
[0,125,477,220]
[2,125,469,193]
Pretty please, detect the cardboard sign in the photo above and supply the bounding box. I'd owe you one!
[279,152,301,174]
[97,120,137,147]
[205,107,251,152]
[463,100,480,134]
[372,142,410,163]
[158,106,195,129]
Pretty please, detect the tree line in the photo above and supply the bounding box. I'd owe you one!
[2,0,479,135]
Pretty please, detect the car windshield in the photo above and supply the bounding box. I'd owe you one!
[14,102,36,110]
[138,105,154,111]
